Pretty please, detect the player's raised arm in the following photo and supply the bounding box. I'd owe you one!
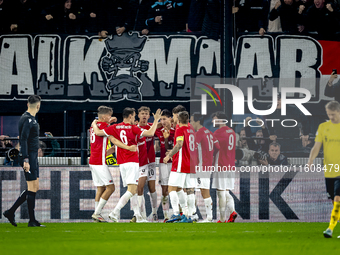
[109,136,137,152]
[142,109,162,137]
[307,141,322,167]
[91,119,106,136]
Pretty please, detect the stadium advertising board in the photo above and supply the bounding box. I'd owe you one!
[0,167,332,223]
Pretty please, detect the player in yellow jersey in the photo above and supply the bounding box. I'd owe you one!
[307,101,340,238]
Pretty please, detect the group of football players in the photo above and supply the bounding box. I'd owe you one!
[89,104,238,223]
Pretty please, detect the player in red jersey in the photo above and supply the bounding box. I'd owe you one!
[91,107,162,222]
[164,111,196,223]
[190,112,214,222]
[154,109,175,221]
[130,106,159,222]
[89,106,137,222]
[211,111,237,223]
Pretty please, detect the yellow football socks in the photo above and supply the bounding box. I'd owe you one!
[328,201,340,231]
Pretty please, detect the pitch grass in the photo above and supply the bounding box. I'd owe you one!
[0,222,339,255]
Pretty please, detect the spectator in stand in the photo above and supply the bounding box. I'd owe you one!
[269,0,305,34]
[75,0,101,33]
[202,0,221,39]
[324,70,340,103]
[186,0,207,32]
[237,128,249,149]
[244,117,271,153]
[304,0,340,37]
[266,0,282,33]
[0,0,12,34]
[38,132,61,157]
[145,0,184,33]
[98,0,129,39]
[9,0,39,33]
[258,142,288,165]
[265,92,310,153]
[234,0,269,36]
[41,0,79,34]
[128,0,153,35]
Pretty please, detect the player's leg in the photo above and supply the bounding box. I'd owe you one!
[3,189,28,227]
[95,186,105,210]
[159,163,171,220]
[200,188,213,222]
[147,163,158,221]
[137,166,148,220]
[94,184,115,218]
[109,163,139,222]
[212,171,227,223]
[26,154,44,227]
[225,171,237,222]
[324,179,340,238]
[166,172,186,222]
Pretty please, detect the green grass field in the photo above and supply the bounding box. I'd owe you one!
[0,222,339,255]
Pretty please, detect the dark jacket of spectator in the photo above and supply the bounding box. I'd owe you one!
[304,1,340,37]
[10,0,39,33]
[98,0,129,35]
[269,0,303,33]
[266,153,288,165]
[146,0,184,32]
[0,0,12,34]
[41,0,79,34]
[187,0,207,31]
[235,0,269,33]
[202,0,221,39]
[245,126,271,153]
[265,104,310,152]
[324,80,340,103]
[128,0,153,32]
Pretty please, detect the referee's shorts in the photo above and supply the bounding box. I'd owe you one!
[325,177,340,200]
[21,151,39,181]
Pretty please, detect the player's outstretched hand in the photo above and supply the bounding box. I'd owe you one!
[92,119,98,127]
[129,145,137,152]
[153,109,162,121]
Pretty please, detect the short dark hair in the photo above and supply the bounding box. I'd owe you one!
[326,101,340,112]
[269,142,281,149]
[28,95,41,105]
[97,106,113,115]
[122,107,135,119]
[191,112,204,124]
[161,109,172,118]
[138,106,151,113]
[211,111,227,120]
[178,111,189,124]
[172,105,186,114]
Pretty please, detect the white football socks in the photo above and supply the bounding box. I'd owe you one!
[177,190,188,216]
[94,198,107,215]
[187,194,196,217]
[226,190,235,216]
[150,192,158,215]
[95,201,99,211]
[169,191,180,215]
[162,195,169,219]
[204,197,213,220]
[217,190,226,222]
[113,191,133,215]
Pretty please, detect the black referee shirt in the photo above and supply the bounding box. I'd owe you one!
[18,112,39,159]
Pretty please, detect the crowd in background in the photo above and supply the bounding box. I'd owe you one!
[1,0,339,39]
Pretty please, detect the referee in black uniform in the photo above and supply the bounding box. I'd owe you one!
[3,95,45,227]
